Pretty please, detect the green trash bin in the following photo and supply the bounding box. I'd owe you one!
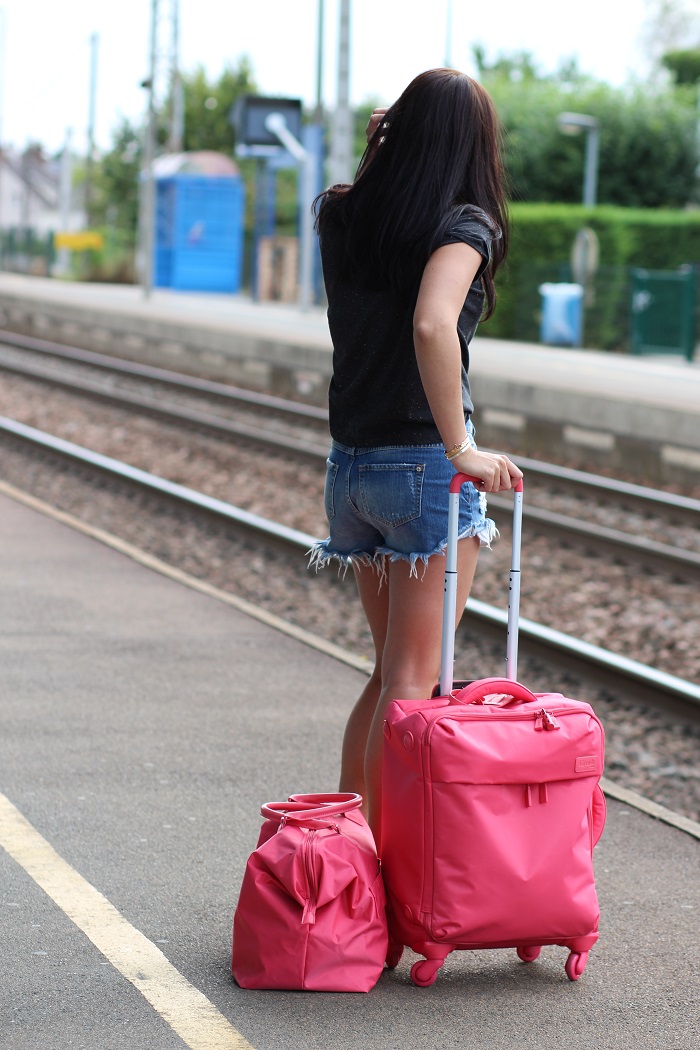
[630,266,696,361]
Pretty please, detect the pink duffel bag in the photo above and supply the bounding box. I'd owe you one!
[231,793,388,992]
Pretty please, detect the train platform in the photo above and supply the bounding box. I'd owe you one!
[0,273,699,481]
[1,483,698,1050]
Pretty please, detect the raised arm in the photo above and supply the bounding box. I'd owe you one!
[413,242,522,492]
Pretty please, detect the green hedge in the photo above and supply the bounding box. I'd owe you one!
[484,204,700,349]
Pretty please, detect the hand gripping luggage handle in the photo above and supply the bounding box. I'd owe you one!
[261,793,363,830]
[451,677,539,707]
[440,473,524,696]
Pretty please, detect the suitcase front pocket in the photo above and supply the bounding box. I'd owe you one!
[425,779,600,945]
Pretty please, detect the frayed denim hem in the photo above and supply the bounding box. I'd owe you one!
[307,515,498,583]
[307,544,378,581]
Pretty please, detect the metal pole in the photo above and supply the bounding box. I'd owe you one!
[0,8,6,237]
[141,0,159,298]
[444,0,453,67]
[169,0,184,152]
[20,149,30,230]
[84,32,98,224]
[314,0,324,123]
[330,0,352,185]
[56,128,73,275]
[264,114,314,311]
[583,126,599,208]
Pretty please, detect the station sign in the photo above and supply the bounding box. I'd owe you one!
[54,231,105,251]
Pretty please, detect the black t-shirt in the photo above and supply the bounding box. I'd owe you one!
[320,206,500,447]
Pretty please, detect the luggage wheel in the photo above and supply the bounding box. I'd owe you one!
[386,944,404,969]
[410,958,443,987]
[565,950,588,981]
[516,945,541,963]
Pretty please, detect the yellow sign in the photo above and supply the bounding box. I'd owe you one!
[54,231,104,251]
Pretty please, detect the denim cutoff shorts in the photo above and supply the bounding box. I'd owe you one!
[308,421,497,578]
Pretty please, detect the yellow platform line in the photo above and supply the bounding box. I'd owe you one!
[0,793,255,1050]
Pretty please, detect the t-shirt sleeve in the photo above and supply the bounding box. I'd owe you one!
[438,209,500,280]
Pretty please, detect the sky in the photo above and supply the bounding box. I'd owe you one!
[0,0,674,155]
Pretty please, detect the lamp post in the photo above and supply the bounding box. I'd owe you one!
[557,111,599,207]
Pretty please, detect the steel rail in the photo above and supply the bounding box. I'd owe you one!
[0,415,315,553]
[2,328,699,519]
[0,329,329,422]
[487,495,700,582]
[2,351,698,582]
[2,414,699,721]
[2,327,700,523]
[510,454,700,523]
[0,357,330,461]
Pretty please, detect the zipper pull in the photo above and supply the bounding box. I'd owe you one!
[535,709,560,731]
[542,709,560,731]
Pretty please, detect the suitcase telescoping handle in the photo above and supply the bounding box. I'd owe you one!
[439,473,524,697]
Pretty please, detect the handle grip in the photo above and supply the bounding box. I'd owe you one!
[261,792,363,829]
[451,677,539,707]
[450,473,524,493]
[287,792,360,807]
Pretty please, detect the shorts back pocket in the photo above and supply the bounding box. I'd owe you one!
[358,464,424,528]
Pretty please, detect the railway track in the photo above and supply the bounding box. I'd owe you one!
[1,329,699,583]
[2,413,699,723]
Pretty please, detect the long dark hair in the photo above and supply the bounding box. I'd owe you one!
[315,68,509,318]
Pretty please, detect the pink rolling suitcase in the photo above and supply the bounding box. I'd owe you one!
[381,473,606,987]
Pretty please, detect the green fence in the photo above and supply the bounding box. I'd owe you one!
[630,267,696,361]
[0,228,55,275]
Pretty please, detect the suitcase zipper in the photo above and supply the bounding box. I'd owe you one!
[301,830,319,925]
[424,706,570,747]
[534,709,560,731]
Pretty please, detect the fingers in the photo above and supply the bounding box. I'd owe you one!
[483,454,522,493]
[451,449,522,493]
[366,108,389,143]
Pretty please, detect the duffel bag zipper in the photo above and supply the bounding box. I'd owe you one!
[301,830,319,925]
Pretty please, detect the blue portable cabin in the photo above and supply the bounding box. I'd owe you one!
[153,151,245,293]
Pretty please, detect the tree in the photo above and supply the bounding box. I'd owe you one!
[662,47,700,82]
[477,50,700,206]
[640,0,700,71]
[92,118,142,233]
[178,58,257,153]
[91,59,258,240]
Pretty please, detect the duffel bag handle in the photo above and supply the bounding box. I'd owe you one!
[452,677,539,707]
[261,792,363,830]
[287,792,360,808]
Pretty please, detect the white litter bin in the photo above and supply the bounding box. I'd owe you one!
[539,282,584,346]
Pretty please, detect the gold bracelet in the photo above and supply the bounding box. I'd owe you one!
[445,438,471,461]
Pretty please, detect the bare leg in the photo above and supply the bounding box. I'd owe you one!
[339,538,480,845]
[338,564,389,799]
